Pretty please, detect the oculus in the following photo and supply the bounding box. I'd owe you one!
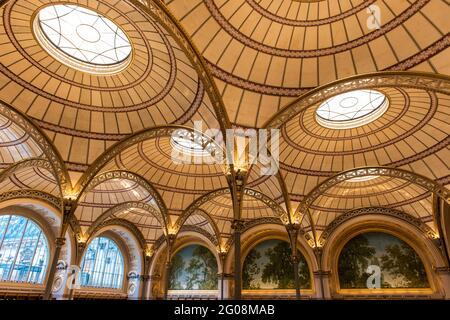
[316,90,388,129]
[34,4,132,74]
[171,129,218,157]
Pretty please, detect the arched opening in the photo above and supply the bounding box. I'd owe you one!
[242,239,311,291]
[337,232,430,290]
[0,214,49,284]
[80,237,125,290]
[169,244,218,291]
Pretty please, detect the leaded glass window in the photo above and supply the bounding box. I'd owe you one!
[34,4,132,74]
[80,237,124,289]
[316,90,389,129]
[0,215,49,284]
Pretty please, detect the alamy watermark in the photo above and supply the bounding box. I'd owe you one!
[170,121,280,176]
[367,5,382,30]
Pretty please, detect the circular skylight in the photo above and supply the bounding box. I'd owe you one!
[316,90,389,129]
[34,4,132,74]
[171,130,217,157]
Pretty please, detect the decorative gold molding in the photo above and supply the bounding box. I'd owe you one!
[265,72,450,129]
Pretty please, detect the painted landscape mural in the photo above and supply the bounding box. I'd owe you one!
[169,244,218,290]
[338,232,429,289]
[242,239,311,290]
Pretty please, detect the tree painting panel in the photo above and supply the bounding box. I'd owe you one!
[338,232,429,289]
[242,239,311,290]
[169,245,218,290]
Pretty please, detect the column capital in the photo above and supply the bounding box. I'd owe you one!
[291,254,300,264]
[55,237,66,247]
[231,219,245,232]
[139,275,150,281]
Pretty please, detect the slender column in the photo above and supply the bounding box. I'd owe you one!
[292,255,301,299]
[287,225,300,299]
[231,220,244,300]
[67,241,86,300]
[43,237,65,300]
[43,198,74,300]
[436,195,450,262]
[140,254,153,300]
[140,275,150,300]
[163,235,175,299]
[313,247,327,299]
[219,252,227,300]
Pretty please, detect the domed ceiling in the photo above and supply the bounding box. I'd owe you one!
[0,0,223,180]
[0,0,449,252]
[164,0,450,127]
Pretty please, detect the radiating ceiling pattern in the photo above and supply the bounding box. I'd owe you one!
[0,0,221,174]
[279,86,450,201]
[0,0,448,252]
[305,175,435,242]
[164,0,450,127]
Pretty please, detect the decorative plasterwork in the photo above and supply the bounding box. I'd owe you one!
[179,225,219,247]
[175,208,220,244]
[75,125,224,195]
[319,207,437,246]
[89,218,147,252]
[265,72,450,129]
[87,201,167,238]
[0,101,69,194]
[299,167,450,215]
[0,158,53,185]
[81,170,168,218]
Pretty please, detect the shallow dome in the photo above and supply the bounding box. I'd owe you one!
[34,4,132,74]
[315,90,388,129]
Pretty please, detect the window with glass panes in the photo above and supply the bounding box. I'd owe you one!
[80,237,124,289]
[0,215,49,283]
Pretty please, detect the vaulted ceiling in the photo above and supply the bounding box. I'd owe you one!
[0,0,449,251]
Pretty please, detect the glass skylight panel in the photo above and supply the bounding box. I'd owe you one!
[35,4,132,73]
[316,90,388,129]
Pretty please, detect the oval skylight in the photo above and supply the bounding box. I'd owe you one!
[34,4,132,74]
[171,129,217,157]
[315,90,389,129]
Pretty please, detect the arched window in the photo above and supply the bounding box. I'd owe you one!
[0,215,49,284]
[242,239,311,290]
[80,237,124,289]
[338,232,430,289]
[169,244,218,290]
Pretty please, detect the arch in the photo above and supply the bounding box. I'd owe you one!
[79,235,126,290]
[296,166,450,247]
[0,211,52,284]
[264,72,450,129]
[319,207,437,247]
[174,187,289,234]
[321,216,448,298]
[74,125,226,199]
[0,158,54,185]
[175,208,221,246]
[79,170,168,220]
[0,100,70,195]
[87,201,167,239]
